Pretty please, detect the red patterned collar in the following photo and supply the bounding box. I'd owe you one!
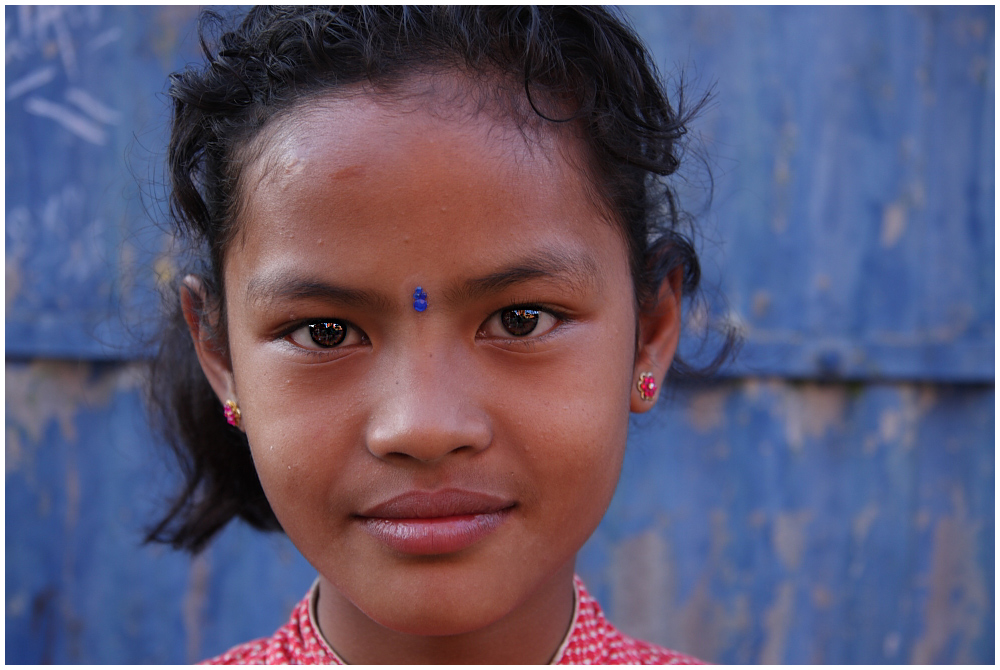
[204,575,703,664]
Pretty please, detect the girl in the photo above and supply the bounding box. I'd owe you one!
[147,6,727,664]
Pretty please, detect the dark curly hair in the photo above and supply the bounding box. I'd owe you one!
[146,5,736,553]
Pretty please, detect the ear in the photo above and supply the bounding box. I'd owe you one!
[180,275,238,416]
[630,266,683,412]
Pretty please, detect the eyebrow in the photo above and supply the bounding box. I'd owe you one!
[445,248,602,304]
[245,272,395,312]
[244,248,602,311]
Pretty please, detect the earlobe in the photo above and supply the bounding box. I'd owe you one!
[630,267,683,413]
[180,275,239,416]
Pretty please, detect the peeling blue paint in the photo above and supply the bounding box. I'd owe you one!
[5,5,994,665]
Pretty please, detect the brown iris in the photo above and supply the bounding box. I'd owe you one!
[309,322,346,347]
[500,308,540,336]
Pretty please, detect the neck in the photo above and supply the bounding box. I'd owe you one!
[314,562,577,664]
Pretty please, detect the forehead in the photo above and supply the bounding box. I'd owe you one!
[227,77,628,296]
[240,69,602,207]
[243,74,580,196]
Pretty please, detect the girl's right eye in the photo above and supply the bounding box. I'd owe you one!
[286,321,365,350]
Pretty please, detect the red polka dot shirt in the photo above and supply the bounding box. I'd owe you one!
[204,576,703,665]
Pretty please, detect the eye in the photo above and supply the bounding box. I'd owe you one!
[287,320,365,350]
[502,308,541,336]
[480,307,560,339]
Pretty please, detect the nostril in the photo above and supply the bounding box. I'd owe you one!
[383,443,477,463]
[365,394,492,461]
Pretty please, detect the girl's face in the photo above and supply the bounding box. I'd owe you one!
[202,78,677,641]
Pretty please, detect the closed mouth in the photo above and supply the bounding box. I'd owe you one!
[357,488,516,520]
[356,489,516,555]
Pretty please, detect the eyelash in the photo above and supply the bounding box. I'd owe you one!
[281,319,368,354]
[278,303,570,353]
[477,303,569,341]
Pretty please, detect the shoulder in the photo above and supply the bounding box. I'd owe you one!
[555,576,705,665]
[605,635,706,665]
[201,586,341,665]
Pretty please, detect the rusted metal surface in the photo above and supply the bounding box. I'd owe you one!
[5,364,992,663]
[5,5,199,360]
[629,5,994,381]
[5,5,994,664]
[581,379,993,663]
[5,6,993,379]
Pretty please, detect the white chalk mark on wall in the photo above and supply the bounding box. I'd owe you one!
[31,5,79,77]
[63,218,108,282]
[87,27,122,52]
[6,66,57,100]
[6,6,101,68]
[24,97,107,145]
[16,6,33,44]
[5,206,32,268]
[6,185,108,293]
[66,89,121,125]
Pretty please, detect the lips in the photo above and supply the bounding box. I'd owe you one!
[357,489,515,555]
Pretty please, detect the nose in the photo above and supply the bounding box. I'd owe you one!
[365,344,492,463]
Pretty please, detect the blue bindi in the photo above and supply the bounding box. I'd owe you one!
[412,287,428,312]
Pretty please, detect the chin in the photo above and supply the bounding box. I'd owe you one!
[353,566,521,636]
[364,591,510,637]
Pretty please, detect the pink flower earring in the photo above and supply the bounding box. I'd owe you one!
[224,400,241,428]
[636,372,658,402]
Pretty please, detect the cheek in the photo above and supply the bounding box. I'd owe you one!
[548,302,636,517]
[227,336,370,513]
[537,388,631,497]
[502,312,635,519]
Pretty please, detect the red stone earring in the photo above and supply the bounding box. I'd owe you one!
[224,400,241,428]
[637,372,658,402]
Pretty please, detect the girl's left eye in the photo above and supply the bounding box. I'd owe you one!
[479,307,560,339]
[286,320,365,350]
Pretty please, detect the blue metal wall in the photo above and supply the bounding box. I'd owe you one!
[6,6,993,664]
